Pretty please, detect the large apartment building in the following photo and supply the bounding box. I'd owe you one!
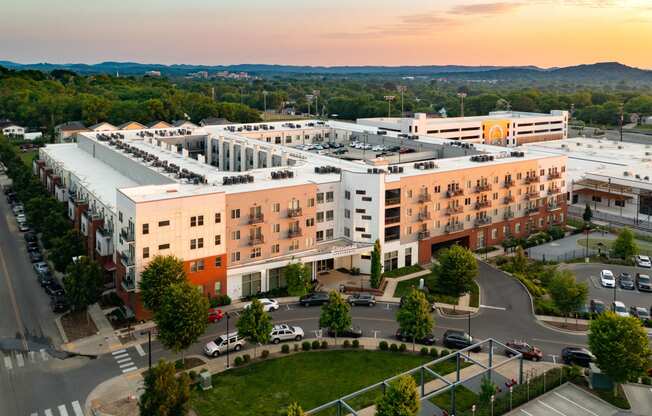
[36,119,567,319]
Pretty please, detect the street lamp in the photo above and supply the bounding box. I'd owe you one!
[225,312,231,369]
[457,92,467,117]
[140,329,153,371]
[384,95,395,118]
[490,394,495,416]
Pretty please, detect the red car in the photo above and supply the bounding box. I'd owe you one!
[208,308,224,323]
[505,340,543,361]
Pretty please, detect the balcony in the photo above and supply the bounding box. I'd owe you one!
[418,230,431,240]
[120,251,134,267]
[475,183,492,193]
[416,211,431,222]
[385,216,401,225]
[503,195,515,204]
[503,211,515,220]
[120,227,134,243]
[547,187,561,195]
[417,193,431,203]
[445,206,464,216]
[504,179,516,188]
[249,214,265,224]
[385,196,401,206]
[248,236,265,246]
[121,268,136,292]
[474,217,492,227]
[524,176,539,184]
[445,223,464,234]
[446,189,464,198]
[287,208,303,218]
[288,228,303,238]
[526,207,540,215]
[474,200,491,209]
[525,191,539,200]
[547,203,562,211]
[548,171,561,180]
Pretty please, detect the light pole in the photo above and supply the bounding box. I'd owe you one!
[262,90,268,120]
[457,92,467,117]
[384,95,395,118]
[510,386,513,410]
[225,312,231,369]
[313,90,320,117]
[140,329,153,371]
[305,94,314,117]
[397,86,407,117]
[619,103,624,142]
[490,394,495,416]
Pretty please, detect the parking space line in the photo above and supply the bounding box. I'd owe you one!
[539,400,567,416]
[58,404,69,416]
[480,304,507,311]
[521,409,534,416]
[71,401,84,416]
[44,409,53,416]
[554,392,599,416]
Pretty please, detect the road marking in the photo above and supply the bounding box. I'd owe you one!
[40,348,49,361]
[548,354,558,364]
[539,400,567,416]
[116,357,132,364]
[15,352,24,367]
[111,349,127,355]
[44,409,53,416]
[0,232,28,350]
[58,404,69,416]
[521,410,534,416]
[71,401,84,416]
[28,350,35,362]
[113,353,129,360]
[30,413,37,416]
[480,304,507,311]
[554,392,599,416]
[135,343,146,357]
[385,303,392,310]
[119,362,135,368]
[4,356,12,370]
[121,366,138,373]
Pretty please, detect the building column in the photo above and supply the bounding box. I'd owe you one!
[228,141,235,172]
[281,152,289,166]
[266,151,272,169]
[252,145,259,169]
[239,144,247,172]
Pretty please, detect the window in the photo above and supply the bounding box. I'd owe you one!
[272,203,280,213]
[355,208,366,214]
[326,229,334,239]
[250,247,261,258]
[268,267,286,290]
[118,211,123,222]
[306,218,314,227]
[231,209,240,219]
[272,244,280,254]
[215,235,221,245]
[344,209,351,219]
[316,212,324,223]
[316,230,324,241]
[231,252,240,262]
[491,228,498,239]
[191,239,197,250]
[344,227,351,237]
[384,251,399,271]
[308,198,315,207]
[434,185,441,193]
[158,243,170,250]
[362,215,372,220]
[326,191,334,202]
[345,190,351,200]
[515,223,521,233]
[273,223,280,233]
[190,261,197,272]
[242,272,261,297]
[215,257,222,267]
[231,230,241,240]
[355,227,365,232]
[198,215,204,226]
[215,213,221,223]
[317,193,324,204]
[326,210,334,221]
[356,190,366,195]
[143,247,149,259]
[142,224,149,235]
[191,216,197,227]
[615,200,625,207]
[198,238,204,248]
[361,233,372,239]
[158,220,170,227]
[289,240,299,251]
[214,281,222,293]
[197,259,205,271]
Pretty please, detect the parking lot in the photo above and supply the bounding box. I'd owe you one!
[506,383,620,416]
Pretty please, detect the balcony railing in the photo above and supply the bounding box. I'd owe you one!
[525,191,539,200]
[249,214,265,224]
[417,193,431,203]
[385,216,401,225]
[504,179,516,188]
[503,195,515,204]
[524,176,540,184]
[417,212,431,221]
[121,268,136,292]
[548,171,561,180]
[288,228,302,238]
[503,211,515,220]
[445,223,464,234]
[248,236,265,246]
[475,184,492,193]
[526,207,540,215]
[385,196,401,206]
[446,188,464,198]
[120,227,134,243]
[287,208,303,218]
[98,225,112,238]
[474,217,492,227]
[474,200,491,209]
[418,230,431,240]
[120,251,134,267]
[445,206,464,216]
[547,203,562,211]
[384,234,400,242]
[547,187,561,195]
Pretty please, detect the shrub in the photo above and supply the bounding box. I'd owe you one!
[294,343,299,352]
[440,349,450,358]
[312,340,320,350]
[389,343,399,352]
[321,340,328,349]
[174,360,184,370]
[379,341,389,351]
[234,356,244,366]
[548,226,565,240]
[302,341,311,351]
[261,350,270,359]
[188,370,198,382]
[210,293,231,307]
[430,348,438,358]
[281,344,290,354]
[420,347,429,355]
[343,340,351,348]
[243,354,251,363]
[399,343,407,352]
[641,376,651,385]
[352,339,360,349]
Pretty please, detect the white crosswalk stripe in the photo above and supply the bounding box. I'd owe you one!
[121,366,138,373]
[134,343,146,357]
[44,409,53,416]
[71,400,84,416]
[30,400,85,416]
[112,347,138,374]
[58,404,70,416]
[3,355,12,370]
[16,352,24,367]
[0,349,54,372]
[111,349,126,355]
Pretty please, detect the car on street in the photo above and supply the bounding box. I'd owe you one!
[107,305,136,324]
[207,308,224,323]
[630,306,650,321]
[505,341,543,361]
[562,347,595,367]
[600,270,615,288]
[50,295,69,313]
[327,326,363,338]
[442,330,481,352]
[33,261,49,274]
[16,213,26,223]
[612,300,629,317]
[24,231,37,243]
[348,293,376,307]
[38,271,54,287]
[44,281,65,298]
[635,255,652,268]
[299,292,329,307]
[28,250,43,263]
[589,299,606,314]
[619,272,635,290]
[243,298,279,312]
[636,273,652,292]
[395,328,436,345]
[17,222,30,232]
[270,324,304,344]
[203,332,244,357]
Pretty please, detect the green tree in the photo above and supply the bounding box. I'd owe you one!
[49,229,85,272]
[612,227,638,259]
[479,376,497,404]
[139,255,186,314]
[285,402,305,416]
[370,239,382,288]
[511,246,528,274]
[155,281,209,363]
[375,374,420,416]
[285,262,312,296]
[589,312,651,395]
[319,291,352,344]
[548,270,588,324]
[237,298,273,358]
[396,288,434,351]
[583,203,593,224]
[139,359,190,416]
[62,256,104,312]
[431,244,478,297]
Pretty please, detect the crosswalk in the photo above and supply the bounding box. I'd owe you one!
[1,349,50,372]
[29,400,84,416]
[111,348,138,373]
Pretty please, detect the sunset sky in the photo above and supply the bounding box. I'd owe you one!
[2,0,652,68]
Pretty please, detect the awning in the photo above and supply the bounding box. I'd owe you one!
[573,188,632,201]
[103,259,117,272]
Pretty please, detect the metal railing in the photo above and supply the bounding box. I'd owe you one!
[418,230,431,239]
[248,214,264,224]
[385,196,401,205]
[475,184,492,193]
[474,217,492,227]
[248,236,265,246]
[446,188,464,198]
[504,179,516,188]
[288,228,302,238]
[445,223,464,233]
[385,216,401,225]
[417,193,431,203]
[524,176,539,184]
[120,227,134,242]
[503,195,515,204]
[417,212,431,221]
[445,206,464,215]
[287,208,303,218]
[474,200,491,209]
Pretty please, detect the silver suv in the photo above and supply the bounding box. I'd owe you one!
[203,332,245,357]
[270,324,304,344]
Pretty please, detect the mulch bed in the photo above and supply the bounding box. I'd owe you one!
[176,357,205,372]
[439,307,472,316]
[542,320,589,331]
[61,310,99,341]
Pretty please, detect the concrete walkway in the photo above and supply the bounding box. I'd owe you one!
[527,231,615,262]
[623,383,652,416]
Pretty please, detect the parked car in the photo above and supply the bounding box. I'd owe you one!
[17,222,30,232]
[24,231,37,243]
[442,330,481,352]
[348,293,376,307]
[600,270,615,288]
[12,204,24,215]
[299,292,329,307]
[636,273,652,292]
[243,298,279,312]
[107,305,136,324]
[612,300,629,317]
[395,328,436,345]
[38,271,54,287]
[50,295,69,313]
[16,213,26,223]
[635,255,652,268]
[28,250,43,263]
[270,324,304,344]
[207,308,224,323]
[26,241,39,253]
[203,332,244,357]
[505,341,543,361]
[327,326,363,338]
[589,299,606,314]
[619,272,635,290]
[44,281,65,298]
[561,347,595,367]
[630,306,650,321]
[33,261,49,275]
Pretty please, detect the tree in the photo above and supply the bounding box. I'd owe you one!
[62,256,103,312]
[396,288,434,351]
[479,376,497,404]
[285,262,312,296]
[431,244,478,297]
[583,203,593,224]
[511,246,528,274]
[548,270,588,325]
[370,239,382,288]
[237,298,273,358]
[375,375,420,416]
[139,255,186,314]
[588,312,651,395]
[319,291,352,344]
[49,229,85,272]
[139,359,190,416]
[285,402,305,416]
[612,227,638,259]
[155,281,209,363]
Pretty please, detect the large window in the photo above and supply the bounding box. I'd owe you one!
[242,272,262,297]
[384,251,399,271]
[268,267,287,290]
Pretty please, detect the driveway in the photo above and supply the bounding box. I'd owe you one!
[623,383,652,416]
[527,231,615,262]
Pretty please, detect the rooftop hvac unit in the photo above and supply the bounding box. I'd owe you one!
[623,171,630,176]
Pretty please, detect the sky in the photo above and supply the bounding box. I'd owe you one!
[2,0,652,68]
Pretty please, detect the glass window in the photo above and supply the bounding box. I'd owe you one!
[326,192,334,202]
[158,243,170,250]
[214,281,222,294]
[198,215,204,226]
[268,267,287,290]
[317,193,324,204]
[231,209,240,219]
[215,257,222,267]
[143,247,149,259]
[191,216,197,227]
[272,244,280,254]
[215,235,221,245]
[191,239,197,250]
[158,220,170,227]
[273,203,280,213]
[142,224,149,235]
[242,272,262,297]
[215,213,221,223]
[198,238,204,249]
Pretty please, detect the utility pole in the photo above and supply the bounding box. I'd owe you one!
[263,90,268,121]
[305,94,314,117]
[619,103,624,142]
[397,86,407,117]
[313,90,320,118]
[457,92,467,117]
[384,95,396,118]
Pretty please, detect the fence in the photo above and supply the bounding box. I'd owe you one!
[527,248,610,262]
[568,205,652,234]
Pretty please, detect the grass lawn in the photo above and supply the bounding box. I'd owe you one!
[430,385,478,413]
[394,274,479,307]
[577,237,652,257]
[383,264,424,278]
[191,350,432,416]
[18,149,37,167]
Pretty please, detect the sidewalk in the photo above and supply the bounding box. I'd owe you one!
[58,304,124,356]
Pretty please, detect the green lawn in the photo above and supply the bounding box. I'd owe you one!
[191,350,433,416]
[430,385,478,413]
[382,264,424,278]
[394,274,480,307]
[18,149,37,167]
[577,238,652,257]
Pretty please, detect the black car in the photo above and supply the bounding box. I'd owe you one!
[636,273,652,292]
[561,347,595,368]
[27,241,40,252]
[395,328,436,345]
[24,231,37,243]
[442,330,481,352]
[38,271,54,287]
[28,250,43,263]
[44,281,65,298]
[50,295,69,313]
[619,272,635,290]
[348,293,376,307]
[299,292,329,307]
[589,299,606,314]
[327,326,363,338]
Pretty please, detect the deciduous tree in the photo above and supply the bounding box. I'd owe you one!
[396,288,433,351]
[319,291,351,344]
[285,402,305,416]
[375,375,420,416]
[370,239,382,288]
[549,270,588,324]
[139,255,186,314]
[49,229,85,272]
[583,203,593,224]
[285,262,312,296]
[139,360,190,416]
[237,298,273,358]
[62,256,104,312]
[612,227,638,259]
[432,244,478,297]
